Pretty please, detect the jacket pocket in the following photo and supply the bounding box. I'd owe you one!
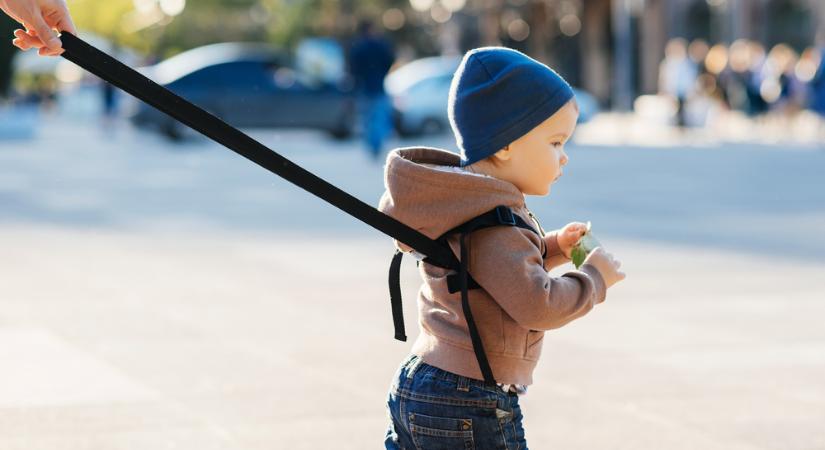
[525,330,545,360]
[409,412,474,450]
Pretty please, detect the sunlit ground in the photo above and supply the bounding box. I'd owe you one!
[0,110,823,449]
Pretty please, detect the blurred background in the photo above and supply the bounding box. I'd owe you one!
[0,1,824,449]
[1,0,825,144]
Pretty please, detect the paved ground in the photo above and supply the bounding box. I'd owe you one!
[0,112,824,449]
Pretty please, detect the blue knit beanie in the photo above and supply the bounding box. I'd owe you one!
[448,46,575,167]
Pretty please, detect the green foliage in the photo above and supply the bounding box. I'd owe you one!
[0,0,412,98]
[63,0,370,59]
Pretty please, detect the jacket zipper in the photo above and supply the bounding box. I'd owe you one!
[524,207,547,257]
[525,208,546,236]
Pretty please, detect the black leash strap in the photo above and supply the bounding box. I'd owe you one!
[57,31,458,271]
[58,31,514,385]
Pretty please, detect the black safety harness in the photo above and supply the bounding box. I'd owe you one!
[389,205,545,384]
[57,32,543,386]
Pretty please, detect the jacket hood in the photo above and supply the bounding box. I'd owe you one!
[378,146,525,250]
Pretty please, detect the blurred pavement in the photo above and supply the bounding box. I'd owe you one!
[0,113,824,449]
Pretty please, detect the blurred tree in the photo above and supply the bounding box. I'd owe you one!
[0,13,18,100]
[61,0,405,59]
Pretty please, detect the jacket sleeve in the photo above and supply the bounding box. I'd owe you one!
[461,226,607,331]
[542,229,572,271]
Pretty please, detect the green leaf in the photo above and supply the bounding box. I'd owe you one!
[570,221,601,269]
[571,246,587,269]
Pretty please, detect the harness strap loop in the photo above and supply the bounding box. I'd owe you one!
[389,250,407,342]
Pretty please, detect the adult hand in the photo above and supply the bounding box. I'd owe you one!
[1,0,76,56]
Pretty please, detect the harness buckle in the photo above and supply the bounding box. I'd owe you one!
[495,206,516,225]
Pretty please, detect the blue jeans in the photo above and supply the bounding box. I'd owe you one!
[384,354,528,449]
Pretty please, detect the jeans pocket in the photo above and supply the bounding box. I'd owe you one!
[409,412,475,450]
[496,401,528,450]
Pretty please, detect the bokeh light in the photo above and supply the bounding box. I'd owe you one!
[559,14,581,37]
[382,8,406,31]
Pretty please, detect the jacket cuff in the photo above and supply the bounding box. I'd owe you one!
[578,263,607,304]
[543,230,570,270]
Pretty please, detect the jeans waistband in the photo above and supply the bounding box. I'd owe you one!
[402,354,506,395]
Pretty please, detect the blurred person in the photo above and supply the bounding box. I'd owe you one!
[101,38,121,128]
[704,43,732,110]
[348,18,395,162]
[658,38,697,127]
[808,33,825,123]
[762,44,804,124]
[102,78,117,117]
[795,46,821,107]
[1,0,75,56]
[685,72,727,127]
[745,41,770,119]
[721,39,755,114]
[682,38,714,127]
[684,72,726,128]
[688,38,710,76]
[380,47,624,449]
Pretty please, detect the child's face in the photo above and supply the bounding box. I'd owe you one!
[492,99,579,196]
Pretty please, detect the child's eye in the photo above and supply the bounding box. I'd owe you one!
[551,142,563,148]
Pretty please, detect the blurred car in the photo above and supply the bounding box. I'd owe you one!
[128,42,356,140]
[572,87,600,124]
[385,56,461,137]
[295,37,347,84]
[385,55,600,137]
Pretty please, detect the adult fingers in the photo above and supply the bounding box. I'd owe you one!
[39,45,64,56]
[11,37,28,50]
[27,13,61,52]
[12,28,43,50]
[23,27,62,56]
[56,5,77,34]
[43,4,77,35]
[23,30,64,56]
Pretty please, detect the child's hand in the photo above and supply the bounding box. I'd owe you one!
[582,247,626,289]
[556,222,588,259]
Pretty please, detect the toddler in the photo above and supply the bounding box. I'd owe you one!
[379,46,625,449]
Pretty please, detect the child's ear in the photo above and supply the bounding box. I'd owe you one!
[493,144,512,161]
